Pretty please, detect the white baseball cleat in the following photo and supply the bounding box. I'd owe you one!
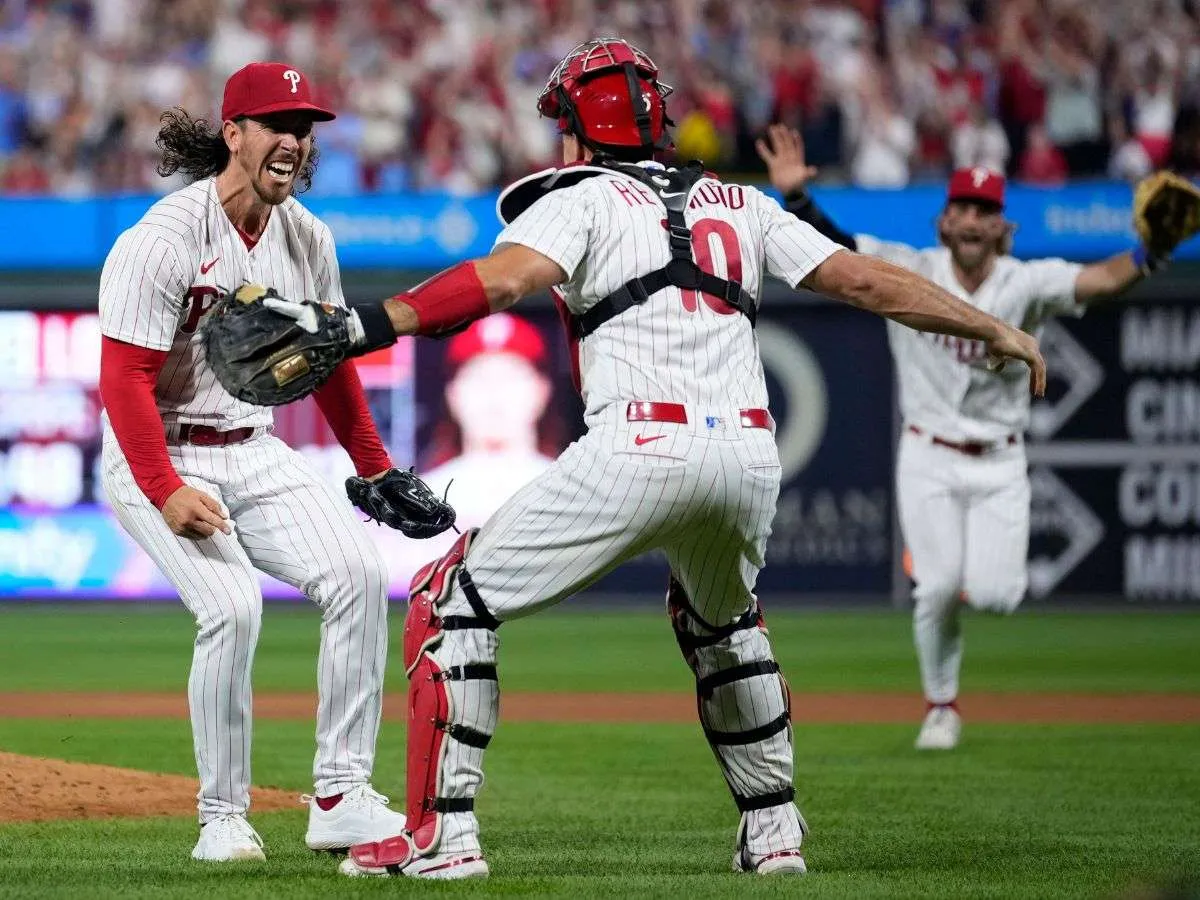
[303,784,408,851]
[915,705,962,750]
[191,814,266,861]
[733,847,807,875]
[338,836,489,879]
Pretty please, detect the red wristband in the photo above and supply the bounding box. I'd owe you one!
[396,261,491,336]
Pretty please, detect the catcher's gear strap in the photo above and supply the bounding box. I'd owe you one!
[573,158,755,339]
[736,787,797,813]
[394,261,491,338]
[668,575,795,818]
[455,568,501,631]
[621,61,654,150]
[497,164,616,225]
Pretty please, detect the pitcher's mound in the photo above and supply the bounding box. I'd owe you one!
[0,751,300,823]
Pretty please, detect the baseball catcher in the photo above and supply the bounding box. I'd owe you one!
[1132,170,1200,269]
[206,283,455,541]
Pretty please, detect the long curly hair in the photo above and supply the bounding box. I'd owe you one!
[155,108,318,193]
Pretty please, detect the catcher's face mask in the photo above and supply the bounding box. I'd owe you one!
[537,38,674,155]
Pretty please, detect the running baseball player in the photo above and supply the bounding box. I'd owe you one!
[757,124,1195,751]
[97,62,452,861]
[207,39,1045,878]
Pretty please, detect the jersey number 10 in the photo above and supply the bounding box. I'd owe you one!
[680,218,742,317]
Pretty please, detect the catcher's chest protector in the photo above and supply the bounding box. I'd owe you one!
[573,158,755,338]
[496,159,755,339]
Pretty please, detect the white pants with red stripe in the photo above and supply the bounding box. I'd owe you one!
[896,428,1030,705]
[101,429,390,823]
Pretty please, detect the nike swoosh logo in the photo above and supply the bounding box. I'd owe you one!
[200,257,220,274]
[659,191,685,199]
[634,434,667,446]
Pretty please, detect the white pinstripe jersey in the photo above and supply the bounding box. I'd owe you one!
[98,177,344,429]
[495,164,841,426]
[855,235,1084,443]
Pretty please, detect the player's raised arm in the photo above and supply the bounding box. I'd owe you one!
[757,124,859,250]
[802,249,1046,396]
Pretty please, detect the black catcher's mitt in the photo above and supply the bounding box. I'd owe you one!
[204,284,351,406]
[346,468,457,539]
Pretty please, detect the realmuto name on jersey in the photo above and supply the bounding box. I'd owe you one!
[608,178,745,211]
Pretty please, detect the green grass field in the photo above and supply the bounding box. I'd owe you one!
[0,604,1198,898]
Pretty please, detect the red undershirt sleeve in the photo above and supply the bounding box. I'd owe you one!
[312,361,393,477]
[99,335,184,510]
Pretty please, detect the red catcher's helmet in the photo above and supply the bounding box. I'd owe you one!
[537,38,673,154]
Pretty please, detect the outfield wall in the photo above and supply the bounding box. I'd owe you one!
[0,185,1197,603]
[1,284,1196,604]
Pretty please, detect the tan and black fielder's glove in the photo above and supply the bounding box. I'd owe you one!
[204,284,353,406]
[1133,171,1200,268]
[346,468,457,540]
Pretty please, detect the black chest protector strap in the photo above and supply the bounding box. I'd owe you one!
[573,159,756,339]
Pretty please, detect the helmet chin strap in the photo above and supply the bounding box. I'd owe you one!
[621,61,655,150]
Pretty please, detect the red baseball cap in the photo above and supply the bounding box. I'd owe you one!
[221,62,335,122]
[447,313,546,370]
[947,167,1005,208]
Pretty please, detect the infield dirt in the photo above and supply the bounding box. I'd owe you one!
[3,690,1196,825]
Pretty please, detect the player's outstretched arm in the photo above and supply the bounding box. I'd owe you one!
[805,249,1047,396]
[375,244,567,340]
[1073,251,1146,303]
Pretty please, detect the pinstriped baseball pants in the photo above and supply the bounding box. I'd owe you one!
[101,430,390,823]
[898,430,1030,705]
[467,413,782,625]
[423,412,806,859]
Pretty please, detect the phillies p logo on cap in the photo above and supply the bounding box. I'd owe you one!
[221,62,336,122]
[947,167,1006,207]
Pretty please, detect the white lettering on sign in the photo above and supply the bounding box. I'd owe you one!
[1119,465,1200,528]
[1126,379,1200,442]
[0,517,96,589]
[1125,534,1200,600]
[1121,307,1200,372]
[0,442,84,507]
[0,312,100,385]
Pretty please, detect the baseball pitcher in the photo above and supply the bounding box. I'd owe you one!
[757,124,1198,750]
[205,40,1045,878]
[97,62,453,861]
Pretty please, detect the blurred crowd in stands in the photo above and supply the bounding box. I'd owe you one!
[3,0,1200,197]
